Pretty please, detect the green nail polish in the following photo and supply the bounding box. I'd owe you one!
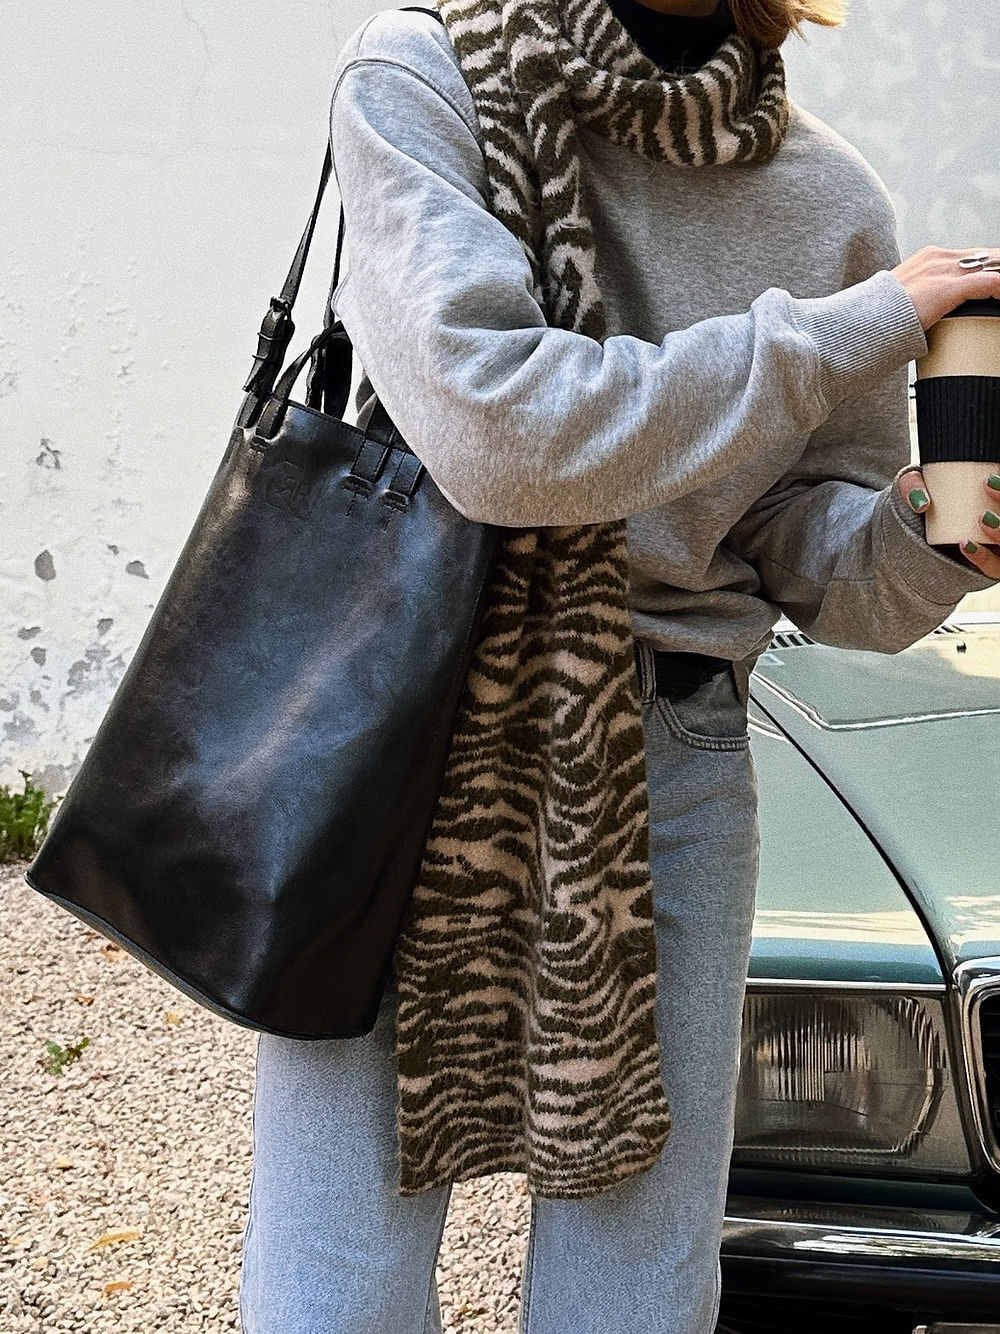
[908,488,929,510]
[988,475,1000,491]
[964,541,980,555]
[983,510,1000,530]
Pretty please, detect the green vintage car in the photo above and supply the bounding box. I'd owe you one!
[719,612,1000,1334]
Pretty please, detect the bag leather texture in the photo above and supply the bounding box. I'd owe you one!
[25,110,501,1039]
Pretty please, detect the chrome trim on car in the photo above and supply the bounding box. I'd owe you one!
[751,672,1000,733]
[747,712,785,741]
[745,977,947,993]
[954,957,1000,1171]
[913,1325,1000,1334]
[723,1195,1000,1264]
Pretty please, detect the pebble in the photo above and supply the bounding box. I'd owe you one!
[0,865,529,1332]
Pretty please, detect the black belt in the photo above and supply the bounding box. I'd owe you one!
[635,644,731,701]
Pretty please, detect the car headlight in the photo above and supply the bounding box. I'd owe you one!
[732,986,971,1175]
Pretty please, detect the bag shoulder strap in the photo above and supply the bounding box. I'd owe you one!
[243,6,445,401]
[242,148,334,397]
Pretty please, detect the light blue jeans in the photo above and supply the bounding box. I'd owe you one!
[239,643,760,1334]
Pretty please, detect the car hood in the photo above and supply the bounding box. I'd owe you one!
[749,625,1000,976]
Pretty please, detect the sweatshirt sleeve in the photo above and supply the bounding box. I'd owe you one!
[328,16,927,529]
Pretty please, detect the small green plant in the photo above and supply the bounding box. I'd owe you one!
[0,770,56,863]
[40,1036,90,1077]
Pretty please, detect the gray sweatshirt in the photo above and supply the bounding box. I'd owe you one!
[328,8,994,666]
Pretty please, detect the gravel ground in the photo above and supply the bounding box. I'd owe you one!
[0,863,528,1333]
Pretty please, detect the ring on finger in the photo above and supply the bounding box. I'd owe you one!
[958,250,998,272]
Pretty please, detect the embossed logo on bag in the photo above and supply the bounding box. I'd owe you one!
[262,461,314,518]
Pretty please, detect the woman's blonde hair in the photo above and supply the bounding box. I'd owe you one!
[728,0,847,50]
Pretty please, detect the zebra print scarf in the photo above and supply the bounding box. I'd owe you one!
[392,0,788,1198]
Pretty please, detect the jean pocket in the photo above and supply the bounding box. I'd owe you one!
[652,669,750,751]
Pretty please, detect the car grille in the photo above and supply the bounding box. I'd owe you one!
[767,630,816,650]
[981,991,1000,1146]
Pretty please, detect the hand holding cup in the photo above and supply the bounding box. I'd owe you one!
[899,468,1000,581]
[893,247,1000,566]
[892,246,1000,329]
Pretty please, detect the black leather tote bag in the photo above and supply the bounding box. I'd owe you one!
[25,139,501,1039]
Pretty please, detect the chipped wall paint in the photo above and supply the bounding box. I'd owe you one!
[1,0,997,793]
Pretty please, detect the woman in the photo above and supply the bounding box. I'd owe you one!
[239,1,1000,1331]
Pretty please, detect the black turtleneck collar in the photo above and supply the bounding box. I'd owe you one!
[606,0,737,75]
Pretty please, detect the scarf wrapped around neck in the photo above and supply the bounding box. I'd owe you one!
[391,0,789,1199]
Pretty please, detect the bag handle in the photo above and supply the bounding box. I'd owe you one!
[255,321,411,453]
[256,322,347,438]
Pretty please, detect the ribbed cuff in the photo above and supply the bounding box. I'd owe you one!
[792,271,928,411]
[880,470,996,606]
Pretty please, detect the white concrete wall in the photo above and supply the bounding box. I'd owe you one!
[782,0,998,259]
[2,0,997,792]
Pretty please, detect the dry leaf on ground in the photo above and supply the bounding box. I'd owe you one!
[85,1228,141,1253]
[102,1280,134,1297]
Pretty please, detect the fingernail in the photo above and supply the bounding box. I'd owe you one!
[908,488,929,510]
[988,475,1000,491]
[982,510,1000,530]
[963,541,980,555]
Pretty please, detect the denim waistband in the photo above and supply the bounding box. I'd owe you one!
[634,641,732,704]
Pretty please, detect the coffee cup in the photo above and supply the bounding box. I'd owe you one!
[914,297,1000,545]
